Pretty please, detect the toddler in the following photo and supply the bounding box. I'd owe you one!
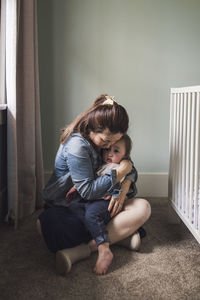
[67,134,138,275]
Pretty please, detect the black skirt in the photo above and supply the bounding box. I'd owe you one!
[38,206,92,253]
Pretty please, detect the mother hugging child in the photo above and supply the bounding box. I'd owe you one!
[37,94,151,275]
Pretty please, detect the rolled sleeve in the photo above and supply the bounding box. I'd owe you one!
[110,165,138,199]
[125,167,138,183]
[66,136,117,200]
[126,166,138,198]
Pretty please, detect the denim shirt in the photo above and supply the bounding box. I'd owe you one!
[42,133,137,207]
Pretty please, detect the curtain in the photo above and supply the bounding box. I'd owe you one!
[0,0,44,227]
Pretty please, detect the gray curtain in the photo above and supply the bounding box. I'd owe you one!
[0,0,44,227]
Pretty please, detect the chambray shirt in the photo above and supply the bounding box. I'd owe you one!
[42,133,137,207]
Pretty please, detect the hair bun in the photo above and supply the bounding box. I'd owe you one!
[102,96,116,105]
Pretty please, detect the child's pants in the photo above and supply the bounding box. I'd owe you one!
[69,199,111,246]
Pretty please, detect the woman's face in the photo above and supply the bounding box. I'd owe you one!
[89,129,122,149]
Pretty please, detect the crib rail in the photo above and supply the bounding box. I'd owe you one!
[169,86,200,243]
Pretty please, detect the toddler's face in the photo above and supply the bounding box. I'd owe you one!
[103,139,126,164]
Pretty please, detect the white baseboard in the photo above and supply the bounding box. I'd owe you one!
[137,172,168,198]
[44,171,168,198]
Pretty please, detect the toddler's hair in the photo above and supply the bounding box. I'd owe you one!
[119,134,132,158]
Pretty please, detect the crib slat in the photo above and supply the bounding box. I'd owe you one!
[185,92,191,218]
[175,93,180,207]
[172,93,177,205]
[189,92,196,223]
[168,92,174,201]
[179,93,184,211]
[182,92,187,214]
[193,92,200,229]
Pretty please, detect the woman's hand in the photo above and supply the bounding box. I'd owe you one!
[108,194,126,217]
[107,179,131,217]
[116,159,132,183]
[104,195,111,201]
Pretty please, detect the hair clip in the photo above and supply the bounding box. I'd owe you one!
[102,96,116,105]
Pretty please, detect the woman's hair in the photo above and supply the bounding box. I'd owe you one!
[119,134,132,158]
[60,94,129,144]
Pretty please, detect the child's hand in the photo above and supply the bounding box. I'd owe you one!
[66,185,77,202]
[108,194,125,217]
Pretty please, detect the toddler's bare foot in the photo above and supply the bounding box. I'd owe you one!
[93,243,113,275]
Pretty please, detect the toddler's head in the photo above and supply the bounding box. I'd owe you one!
[103,134,132,164]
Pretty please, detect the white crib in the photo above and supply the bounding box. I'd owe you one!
[169,86,200,244]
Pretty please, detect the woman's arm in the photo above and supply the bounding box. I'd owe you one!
[65,135,134,200]
[65,136,119,200]
[108,179,131,217]
[115,160,132,182]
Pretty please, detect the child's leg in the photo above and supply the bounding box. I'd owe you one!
[85,200,113,275]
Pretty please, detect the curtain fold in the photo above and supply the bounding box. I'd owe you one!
[1,0,44,227]
[0,0,6,104]
[15,0,44,222]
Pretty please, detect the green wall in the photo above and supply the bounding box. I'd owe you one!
[37,0,200,173]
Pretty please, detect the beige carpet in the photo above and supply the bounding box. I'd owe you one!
[0,198,200,300]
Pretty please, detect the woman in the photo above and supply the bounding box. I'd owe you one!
[37,94,151,275]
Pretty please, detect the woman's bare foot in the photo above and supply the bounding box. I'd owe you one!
[93,243,113,275]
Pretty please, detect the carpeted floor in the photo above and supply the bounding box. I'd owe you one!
[0,198,200,300]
